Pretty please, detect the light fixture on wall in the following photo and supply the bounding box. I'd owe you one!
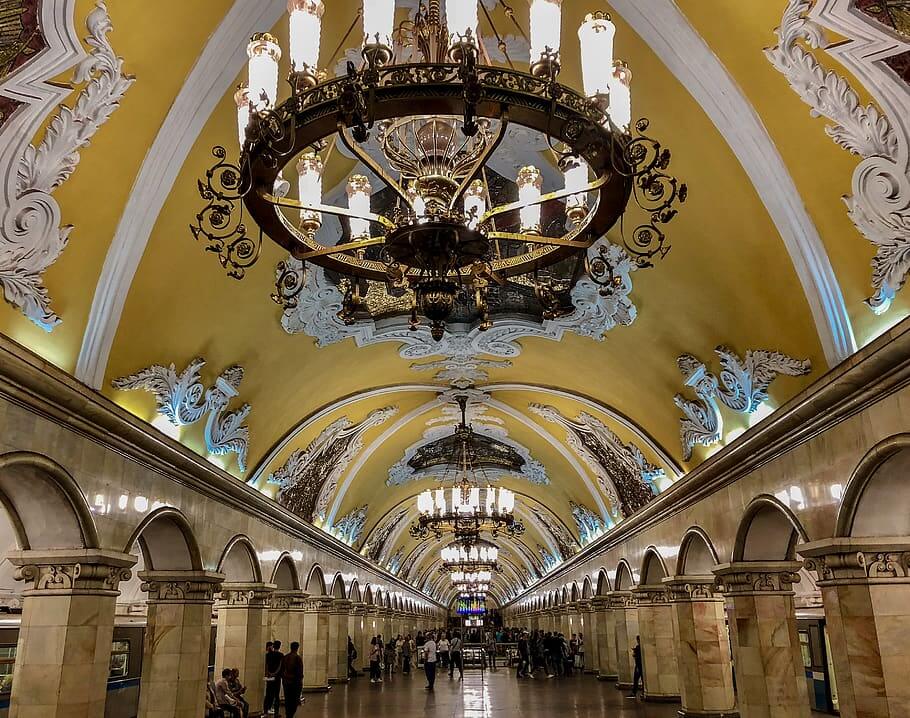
[193,0,685,341]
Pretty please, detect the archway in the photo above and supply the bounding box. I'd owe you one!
[218,535,263,583]
[676,527,719,575]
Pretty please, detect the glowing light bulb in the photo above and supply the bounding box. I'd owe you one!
[609,61,633,131]
[234,84,250,150]
[363,0,395,51]
[464,179,486,229]
[296,152,324,232]
[530,0,562,63]
[578,12,615,100]
[517,166,543,234]
[563,157,589,224]
[447,0,478,46]
[247,33,281,112]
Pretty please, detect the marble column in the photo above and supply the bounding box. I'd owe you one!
[714,562,809,718]
[801,538,910,718]
[594,596,618,680]
[380,608,392,642]
[7,549,135,718]
[268,589,307,647]
[349,603,367,672]
[611,591,639,690]
[579,599,598,673]
[137,570,223,718]
[328,598,352,683]
[363,607,380,668]
[665,576,737,718]
[302,595,332,692]
[634,584,680,702]
[215,582,274,712]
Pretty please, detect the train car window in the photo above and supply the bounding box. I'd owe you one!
[0,645,15,693]
[109,640,130,679]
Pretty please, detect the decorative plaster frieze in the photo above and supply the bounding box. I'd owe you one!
[570,502,605,546]
[387,548,404,576]
[713,561,803,595]
[360,507,409,563]
[266,406,398,523]
[529,404,661,518]
[537,545,558,574]
[529,507,579,561]
[8,549,135,595]
[0,1,133,329]
[331,504,368,547]
[674,346,811,460]
[766,0,910,313]
[387,389,548,486]
[112,357,251,473]
[800,537,910,583]
[138,570,224,603]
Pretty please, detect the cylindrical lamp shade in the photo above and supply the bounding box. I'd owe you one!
[578,12,615,98]
[563,157,589,222]
[247,33,281,111]
[447,0,478,44]
[610,61,632,130]
[296,152,324,232]
[347,174,373,238]
[288,0,324,74]
[234,84,250,149]
[530,0,562,61]
[517,166,543,234]
[363,0,395,49]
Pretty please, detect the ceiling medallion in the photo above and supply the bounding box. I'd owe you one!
[191,0,686,341]
[408,395,525,540]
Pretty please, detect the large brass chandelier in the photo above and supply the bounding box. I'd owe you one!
[192,0,686,340]
[408,395,525,540]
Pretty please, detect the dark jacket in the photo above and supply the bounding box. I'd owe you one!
[281,651,304,682]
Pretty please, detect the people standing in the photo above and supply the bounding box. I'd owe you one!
[438,632,450,671]
[401,633,412,675]
[348,636,358,678]
[423,631,437,691]
[263,640,283,716]
[449,631,463,679]
[369,636,383,683]
[516,631,530,678]
[628,635,643,698]
[280,641,304,718]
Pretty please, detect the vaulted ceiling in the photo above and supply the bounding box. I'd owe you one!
[2,0,908,603]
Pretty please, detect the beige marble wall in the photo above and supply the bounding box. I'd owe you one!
[350,604,366,671]
[214,583,272,711]
[580,600,598,673]
[634,586,680,701]
[268,590,306,649]
[611,593,639,690]
[302,597,331,691]
[136,571,222,718]
[328,599,351,683]
[666,577,736,717]
[593,599,618,680]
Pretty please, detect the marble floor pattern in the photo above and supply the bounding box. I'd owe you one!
[288,668,833,718]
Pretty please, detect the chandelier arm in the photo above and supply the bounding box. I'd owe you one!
[485,232,594,250]
[447,112,510,212]
[291,236,385,261]
[261,191,396,229]
[479,1,513,70]
[336,122,411,206]
[479,170,611,225]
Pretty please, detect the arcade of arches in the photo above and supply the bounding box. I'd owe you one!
[0,1,909,717]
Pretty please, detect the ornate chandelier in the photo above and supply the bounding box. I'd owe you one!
[408,396,524,539]
[451,570,493,583]
[193,0,686,341]
[441,541,499,570]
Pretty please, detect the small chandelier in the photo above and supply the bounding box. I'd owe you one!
[440,540,500,575]
[451,570,493,583]
[408,396,525,540]
[193,0,686,342]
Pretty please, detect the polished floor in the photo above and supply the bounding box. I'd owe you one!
[298,668,706,718]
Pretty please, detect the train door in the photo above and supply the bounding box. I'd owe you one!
[797,618,837,714]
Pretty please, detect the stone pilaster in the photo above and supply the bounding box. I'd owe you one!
[137,570,223,718]
[268,589,307,649]
[7,549,136,718]
[664,576,737,718]
[634,584,680,702]
[328,598,352,683]
[364,606,381,668]
[302,595,333,692]
[349,603,367,672]
[714,562,809,718]
[801,538,910,718]
[215,582,274,712]
[610,590,639,690]
[380,608,392,642]
[579,599,597,673]
[592,596,618,680]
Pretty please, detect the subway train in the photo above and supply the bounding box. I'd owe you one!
[0,613,217,718]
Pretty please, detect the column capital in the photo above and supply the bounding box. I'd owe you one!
[577,598,592,612]
[799,536,910,584]
[589,595,610,610]
[332,598,354,613]
[631,583,670,605]
[304,594,335,612]
[606,590,635,609]
[351,601,368,614]
[271,589,309,610]
[139,570,224,603]
[713,561,802,595]
[662,574,723,602]
[217,582,276,607]
[8,548,136,597]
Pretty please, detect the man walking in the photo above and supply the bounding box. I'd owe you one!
[449,631,463,679]
[517,631,530,678]
[264,640,283,715]
[628,635,643,698]
[281,641,304,718]
[423,630,437,691]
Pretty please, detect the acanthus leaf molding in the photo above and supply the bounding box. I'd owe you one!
[674,345,811,460]
[2,1,134,329]
[112,357,251,472]
[766,0,910,313]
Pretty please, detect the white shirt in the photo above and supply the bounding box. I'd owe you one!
[424,638,437,663]
[438,638,449,652]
